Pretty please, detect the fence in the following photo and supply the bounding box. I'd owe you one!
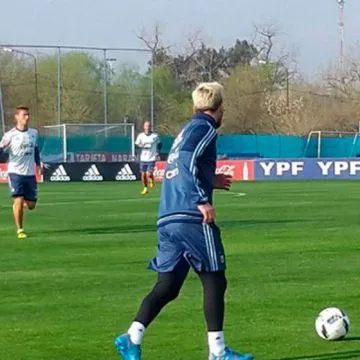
[0,44,154,132]
[35,133,360,160]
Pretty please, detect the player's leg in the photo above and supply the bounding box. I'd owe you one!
[140,163,148,195]
[147,162,155,189]
[12,196,25,237]
[8,174,27,239]
[24,201,36,210]
[184,222,253,360]
[134,260,189,328]
[115,262,189,359]
[114,225,189,359]
[198,271,229,358]
[16,176,37,238]
[24,175,38,211]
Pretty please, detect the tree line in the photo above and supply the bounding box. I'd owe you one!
[1,25,360,136]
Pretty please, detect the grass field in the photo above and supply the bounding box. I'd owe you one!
[0,181,360,360]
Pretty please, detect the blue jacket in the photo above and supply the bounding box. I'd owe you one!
[158,113,217,226]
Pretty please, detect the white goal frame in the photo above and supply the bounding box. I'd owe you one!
[304,130,360,158]
[43,123,135,163]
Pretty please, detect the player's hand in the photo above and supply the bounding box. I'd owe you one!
[198,203,216,224]
[215,174,232,191]
[0,138,11,149]
[36,165,43,177]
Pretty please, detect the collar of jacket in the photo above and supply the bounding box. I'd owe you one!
[192,112,216,128]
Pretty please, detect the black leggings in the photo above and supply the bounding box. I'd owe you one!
[135,260,227,331]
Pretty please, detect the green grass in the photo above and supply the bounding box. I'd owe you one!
[0,181,360,360]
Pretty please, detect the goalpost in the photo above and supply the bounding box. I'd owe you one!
[42,123,136,163]
[304,130,360,158]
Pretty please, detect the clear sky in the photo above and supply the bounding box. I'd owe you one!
[0,0,358,75]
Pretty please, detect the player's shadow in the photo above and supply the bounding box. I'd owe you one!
[220,218,310,228]
[276,348,360,360]
[43,224,156,235]
[83,224,156,234]
[43,219,308,235]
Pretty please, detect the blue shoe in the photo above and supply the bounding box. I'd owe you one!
[114,334,141,360]
[209,347,254,360]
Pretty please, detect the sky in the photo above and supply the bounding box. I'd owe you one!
[0,0,359,76]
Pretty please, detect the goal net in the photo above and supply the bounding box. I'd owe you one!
[304,130,360,158]
[41,123,135,163]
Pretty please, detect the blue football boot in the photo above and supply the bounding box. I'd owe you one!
[209,347,254,360]
[114,334,141,360]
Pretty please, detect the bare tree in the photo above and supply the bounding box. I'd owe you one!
[136,22,163,52]
[252,24,279,63]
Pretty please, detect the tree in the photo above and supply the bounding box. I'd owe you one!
[108,64,149,126]
[0,52,38,127]
[36,52,104,126]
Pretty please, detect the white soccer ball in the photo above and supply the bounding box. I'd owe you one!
[315,307,350,341]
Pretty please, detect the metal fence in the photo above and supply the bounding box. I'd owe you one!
[0,44,154,133]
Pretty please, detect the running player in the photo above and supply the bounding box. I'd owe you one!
[0,106,41,239]
[114,83,254,360]
[135,120,161,195]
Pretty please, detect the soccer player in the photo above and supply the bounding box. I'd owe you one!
[114,83,254,360]
[0,106,41,239]
[135,121,161,195]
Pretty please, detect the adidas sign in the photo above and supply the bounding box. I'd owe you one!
[82,164,103,181]
[116,164,136,181]
[50,165,70,181]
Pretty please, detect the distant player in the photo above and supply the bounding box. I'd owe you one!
[114,83,254,360]
[0,106,41,239]
[135,121,161,195]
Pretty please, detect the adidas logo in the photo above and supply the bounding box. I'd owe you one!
[116,164,136,181]
[82,164,103,181]
[50,165,70,181]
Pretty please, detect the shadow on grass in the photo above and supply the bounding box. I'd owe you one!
[341,336,360,342]
[219,219,310,229]
[42,224,156,235]
[275,349,360,360]
[42,219,311,236]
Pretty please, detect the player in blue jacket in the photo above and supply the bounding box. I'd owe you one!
[114,83,254,360]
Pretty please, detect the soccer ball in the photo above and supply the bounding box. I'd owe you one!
[315,307,350,341]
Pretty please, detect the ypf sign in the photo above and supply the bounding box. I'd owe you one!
[255,159,360,180]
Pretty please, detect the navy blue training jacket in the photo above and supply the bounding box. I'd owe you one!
[158,112,217,226]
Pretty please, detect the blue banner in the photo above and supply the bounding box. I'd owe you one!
[254,158,360,180]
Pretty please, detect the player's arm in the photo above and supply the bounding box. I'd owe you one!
[156,135,162,155]
[178,124,217,222]
[0,133,11,152]
[180,124,216,204]
[135,135,145,149]
[34,146,41,166]
[34,146,43,176]
[33,132,42,175]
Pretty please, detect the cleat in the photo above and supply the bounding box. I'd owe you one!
[141,187,148,195]
[17,229,27,240]
[209,347,254,360]
[114,334,141,360]
[149,179,155,189]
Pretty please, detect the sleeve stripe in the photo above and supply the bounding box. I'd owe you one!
[189,126,217,200]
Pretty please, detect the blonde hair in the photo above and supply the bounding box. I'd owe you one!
[192,82,224,112]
